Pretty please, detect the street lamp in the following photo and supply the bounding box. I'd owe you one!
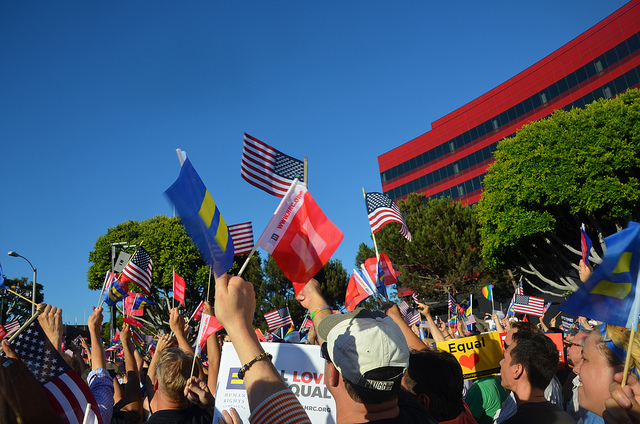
[7,251,37,316]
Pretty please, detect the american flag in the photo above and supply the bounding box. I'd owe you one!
[300,313,313,329]
[264,306,294,332]
[365,192,412,242]
[412,293,420,303]
[398,301,421,326]
[8,320,103,424]
[448,293,457,313]
[512,294,545,316]
[120,246,153,294]
[4,319,20,334]
[241,133,304,198]
[229,222,254,256]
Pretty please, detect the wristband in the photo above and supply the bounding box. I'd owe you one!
[237,352,273,379]
[310,306,332,320]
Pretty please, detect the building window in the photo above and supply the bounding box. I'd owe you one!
[540,92,548,104]
[603,86,613,99]
[453,163,460,174]
[457,185,465,198]
[449,141,455,152]
[595,60,604,73]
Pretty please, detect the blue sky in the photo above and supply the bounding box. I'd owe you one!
[0,1,628,325]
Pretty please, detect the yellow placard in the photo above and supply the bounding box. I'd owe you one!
[436,332,503,380]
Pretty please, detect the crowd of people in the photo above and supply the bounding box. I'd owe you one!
[2,267,640,424]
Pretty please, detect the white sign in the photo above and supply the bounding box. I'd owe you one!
[213,342,337,424]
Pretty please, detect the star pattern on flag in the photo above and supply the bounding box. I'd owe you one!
[274,152,304,180]
[12,325,67,383]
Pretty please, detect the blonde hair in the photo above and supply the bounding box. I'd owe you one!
[155,348,193,401]
[597,324,640,371]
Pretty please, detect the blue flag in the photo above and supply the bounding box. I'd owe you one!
[375,261,387,297]
[581,224,593,264]
[103,280,128,306]
[560,221,640,330]
[165,157,234,277]
[132,294,158,311]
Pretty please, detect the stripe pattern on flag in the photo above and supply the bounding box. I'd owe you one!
[241,133,304,198]
[12,320,103,424]
[264,306,294,332]
[229,222,254,256]
[512,294,545,316]
[365,192,412,241]
[120,247,153,294]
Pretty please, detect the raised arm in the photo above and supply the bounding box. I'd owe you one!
[417,302,445,344]
[383,303,429,352]
[170,308,194,355]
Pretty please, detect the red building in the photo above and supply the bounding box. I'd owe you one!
[379,0,640,205]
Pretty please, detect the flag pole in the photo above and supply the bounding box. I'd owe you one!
[5,288,38,306]
[8,305,45,343]
[239,179,300,277]
[207,266,212,302]
[303,156,308,189]
[447,287,451,322]
[622,326,637,387]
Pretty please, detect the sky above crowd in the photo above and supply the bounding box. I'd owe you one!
[0,1,629,325]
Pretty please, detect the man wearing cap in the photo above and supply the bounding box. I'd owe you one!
[297,280,437,424]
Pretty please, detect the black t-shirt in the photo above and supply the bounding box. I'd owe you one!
[502,401,576,424]
[365,389,438,424]
[146,405,212,424]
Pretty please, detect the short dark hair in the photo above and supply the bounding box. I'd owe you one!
[510,332,558,390]
[403,349,463,421]
[511,321,541,334]
[343,367,405,404]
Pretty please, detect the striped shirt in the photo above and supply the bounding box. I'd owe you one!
[250,390,311,424]
[88,368,114,424]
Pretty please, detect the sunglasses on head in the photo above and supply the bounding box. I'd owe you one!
[321,342,332,363]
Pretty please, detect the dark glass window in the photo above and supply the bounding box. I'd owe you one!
[575,66,588,84]
[556,77,569,94]
[566,72,578,89]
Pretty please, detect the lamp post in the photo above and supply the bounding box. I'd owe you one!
[7,251,37,316]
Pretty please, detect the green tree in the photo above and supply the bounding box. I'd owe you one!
[477,89,640,295]
[0,276,44,324]
[364,194,510,302]
[88,215,263,335]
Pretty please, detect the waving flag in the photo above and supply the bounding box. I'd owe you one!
[581,224,593,264]
[481,284,493,300]
[103,280,128,306]
[173,271,186,307]
[512,295,545,316]
[241,133,305,198]
[507,280,524,317]
[123,316,145,329]
[448,293,457,313]
[264,306,294,332]
[194,313,223,355]
[345,270,373,312]
[560,221,640,330]
[363,253,398,286]
[12,319,104,424]
[132,294,157,311]
[229,222,254,256]
[257,179,343,296]
[165,157,234,278]
[365,192,412,242]
[124,294,143,317]
[120,247,153,294]
[399,301,421,326]
[0,261,5,289]
[190,301,205,321]
[397,287,415,298]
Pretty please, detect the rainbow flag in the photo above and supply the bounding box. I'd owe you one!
[481,284,493,301]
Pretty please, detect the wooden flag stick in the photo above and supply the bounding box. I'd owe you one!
[303,156,308,188]
[362,188,380,259]
[622,326,637,387]
[207,266,212,302]
[6,288,38,306]
[190,352,198,378]
[9,305,45,343]
[553,311,562,320]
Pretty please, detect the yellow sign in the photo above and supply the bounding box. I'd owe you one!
[436,332,503,380]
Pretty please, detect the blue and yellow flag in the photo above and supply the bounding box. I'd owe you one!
[560,221,640,330]
[132,294,158,311]
[165,157,234,277]
[103,280,128,306]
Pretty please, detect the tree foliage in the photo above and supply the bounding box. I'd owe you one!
[365,194,510,302]
[88,215,348,334]
[477,89,640,295]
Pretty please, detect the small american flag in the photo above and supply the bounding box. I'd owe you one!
[4,319,20,334]
[399,301,421,326]
[241,133,304,198]
[365,192,411,241]
[8,320,103,424]
[512,294,545,317]
[412,293,420,303]
[448,293,457,313]
[264,306,294,332]
[120,247,153,294]
[229,222,254,256]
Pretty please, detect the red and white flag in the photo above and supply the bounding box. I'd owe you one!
[512,295,545,317]
[229,222,254,256]
[345,271,372,312]
[120,247,153,294]
[241,133,305,198]
[194,313,223,356]
[125,294,143,317]
[257,179,343,295]
[190,301,205,321]
[362,253,398,286]
[173,270,186,307]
